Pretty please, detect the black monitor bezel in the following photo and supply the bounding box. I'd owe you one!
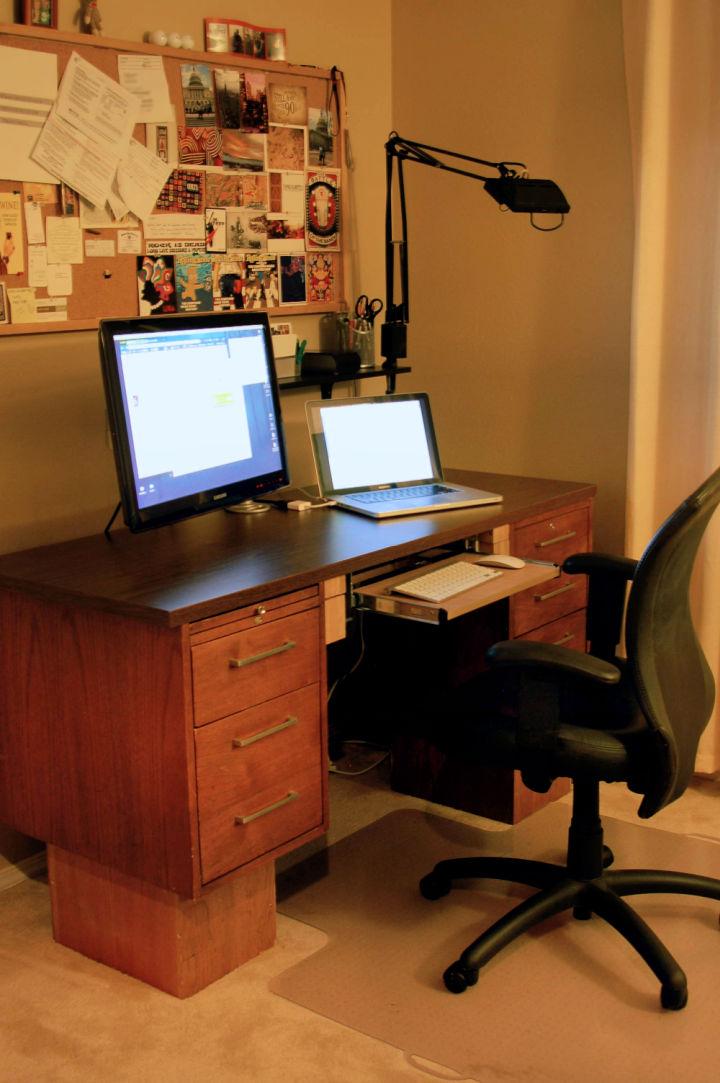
[99,311,289,533]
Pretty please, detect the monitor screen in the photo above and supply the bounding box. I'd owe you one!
[99,312,289,532]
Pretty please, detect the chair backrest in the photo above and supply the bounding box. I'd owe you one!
[626,466,720,817]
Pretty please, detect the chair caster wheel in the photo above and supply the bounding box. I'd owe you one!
[573,905,593,921]
[661,981,688,1010]
[419,872,451,900]
[443,962,479,994]
[602,845,614,868]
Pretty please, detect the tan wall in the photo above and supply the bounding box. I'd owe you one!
[390,0,633,552]
[0,1,392,869]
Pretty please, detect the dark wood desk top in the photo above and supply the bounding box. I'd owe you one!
[0,471,595,626]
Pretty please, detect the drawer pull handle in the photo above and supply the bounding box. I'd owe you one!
[232,716,298,749]
[553,632,575,646]
[228,640,296,668]
[235,791,299,826]
[535,530,577,549]
[534,583,577,603]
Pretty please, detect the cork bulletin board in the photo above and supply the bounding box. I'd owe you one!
[0,22,346,335]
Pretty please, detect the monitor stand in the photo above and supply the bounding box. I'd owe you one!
[225,500,270,514]
[104,502,122,537]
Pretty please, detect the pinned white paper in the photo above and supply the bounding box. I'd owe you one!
[6,288,67,323]
[117,230,142,254]
[85,238,115,257]
[46,216,83,264]
[7,287,37,322]
[79,196,138,231]
[33,109,121,209]
[143,214,205,241]
[47,263,73,296]
[32,52,138,209]
[117,138,174,222]
[23,200,45,245]
[0,45,57,183]
[117,55,172,121]
[27,245,49,288]
[56,53,138,152]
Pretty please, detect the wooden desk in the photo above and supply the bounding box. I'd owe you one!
[0,470,594,995]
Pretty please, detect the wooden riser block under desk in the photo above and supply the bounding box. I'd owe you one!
[47,845,276,998]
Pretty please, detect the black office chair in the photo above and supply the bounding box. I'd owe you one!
[419,466,720,1010]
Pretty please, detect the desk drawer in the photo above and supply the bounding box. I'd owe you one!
[510,570,587,637]
[191,608,320,726]
[511,506,589,563]
[510,505,589,637]
[196,684,324,883]
[515,608,587,652]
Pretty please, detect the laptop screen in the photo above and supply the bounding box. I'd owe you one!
[306,394,442,494]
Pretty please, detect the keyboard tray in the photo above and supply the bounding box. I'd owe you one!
[354,554,559,624]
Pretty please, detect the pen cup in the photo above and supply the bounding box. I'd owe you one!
[351,317,375,369]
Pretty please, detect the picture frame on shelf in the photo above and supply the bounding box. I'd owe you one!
[205,18,286,61]
[21,2,58,29]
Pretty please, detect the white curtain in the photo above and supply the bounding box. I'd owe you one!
[623,0,720,773]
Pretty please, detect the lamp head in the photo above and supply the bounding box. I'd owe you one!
[483,176,570,215]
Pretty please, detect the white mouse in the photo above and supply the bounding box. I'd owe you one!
[473,553,526,569]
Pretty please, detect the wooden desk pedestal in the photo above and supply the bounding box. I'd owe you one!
[388,497,593,823]
[0,584,328,996]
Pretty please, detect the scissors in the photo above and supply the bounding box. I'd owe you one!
[355,294,384,324]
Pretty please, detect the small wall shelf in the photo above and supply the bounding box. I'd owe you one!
[278,365,411,399]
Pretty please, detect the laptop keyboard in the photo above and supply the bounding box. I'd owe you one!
[353,484,454,504]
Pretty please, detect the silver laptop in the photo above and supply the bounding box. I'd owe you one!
[305,393,502,518]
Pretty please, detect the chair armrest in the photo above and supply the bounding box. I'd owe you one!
[561,552,638,661]
[562,552,638,580]
[487,640,621,685]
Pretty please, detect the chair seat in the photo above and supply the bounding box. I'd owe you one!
[432,668,649,786]
[445,713,633,782]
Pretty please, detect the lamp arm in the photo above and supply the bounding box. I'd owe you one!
[383,133,519,369]
[386,133,527,181]
[380,132,568,372]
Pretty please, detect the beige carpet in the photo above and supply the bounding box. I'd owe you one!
[274,804,720,1083]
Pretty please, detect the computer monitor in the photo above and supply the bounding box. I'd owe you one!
[99,311,289,532]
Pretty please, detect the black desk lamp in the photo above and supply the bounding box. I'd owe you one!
[380,133,570,371]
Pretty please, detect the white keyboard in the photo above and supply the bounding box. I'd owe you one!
[392,561,502,603]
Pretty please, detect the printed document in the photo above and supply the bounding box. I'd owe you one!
[117,55,173,122]
[117,138,174,222]
[32,52,138,209]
